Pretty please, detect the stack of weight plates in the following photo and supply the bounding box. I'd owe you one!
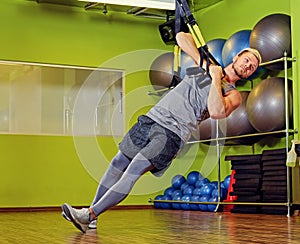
[225,154,262,213]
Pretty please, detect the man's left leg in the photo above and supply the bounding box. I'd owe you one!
[62,153,154,233]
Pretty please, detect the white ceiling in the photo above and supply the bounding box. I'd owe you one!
[30,0,223,19]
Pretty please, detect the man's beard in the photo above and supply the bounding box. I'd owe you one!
[232,61,247,80]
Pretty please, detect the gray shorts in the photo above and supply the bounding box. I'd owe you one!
[119,115,183,174]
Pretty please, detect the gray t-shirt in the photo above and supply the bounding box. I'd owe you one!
[147,67,236,143]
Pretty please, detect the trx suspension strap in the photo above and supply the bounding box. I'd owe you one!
[169,44,183,88]
[172,0,225,83]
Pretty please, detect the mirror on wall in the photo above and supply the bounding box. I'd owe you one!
[0,60,124,136]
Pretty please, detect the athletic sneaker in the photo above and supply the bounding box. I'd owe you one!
[61,203,91,233]
[62,211,98,229]
[88,219,98,229]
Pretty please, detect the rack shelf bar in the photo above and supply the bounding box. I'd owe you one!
[186,129,295,144]
[147,57,295,96]
[148,55,296,215]
[284,52,291,216]
[149,198,289,206]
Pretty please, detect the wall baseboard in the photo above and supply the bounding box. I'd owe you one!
[0,205,154,212]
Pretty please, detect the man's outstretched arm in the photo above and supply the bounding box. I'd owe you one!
[176,32,201,66]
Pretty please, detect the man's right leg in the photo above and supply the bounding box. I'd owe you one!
[90,153,154,217]
[62,153,154,233]
[87,151,131,228]
[62,151,131,231]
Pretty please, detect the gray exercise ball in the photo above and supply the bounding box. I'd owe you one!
[250,14,291,70]
[197,118,215,141]
[246,77,292,132]
[149,52,195,90]
[149,52,174,90]
[225,91,257,137]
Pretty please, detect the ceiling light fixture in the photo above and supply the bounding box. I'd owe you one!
[78,0,175,10]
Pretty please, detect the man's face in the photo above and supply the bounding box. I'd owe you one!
[232,52,259,79]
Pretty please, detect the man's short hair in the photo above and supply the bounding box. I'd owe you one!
[237,48,262,65]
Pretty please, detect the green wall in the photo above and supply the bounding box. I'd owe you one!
[291,0,300,142]
[0,0,168,65]
[0,0,170,207]
[0,0,298,208]
[195,0,291,40]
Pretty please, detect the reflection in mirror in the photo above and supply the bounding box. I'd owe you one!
[0,61,124,136]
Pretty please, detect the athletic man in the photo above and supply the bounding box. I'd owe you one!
[61,31,261,233]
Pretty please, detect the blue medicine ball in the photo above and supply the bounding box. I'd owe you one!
[181,195,192,210]
[187,171,203,185]
[199,195,210,211]
[211,188,227,200]
[183,185,195,196]
[190,195,201,210]
[220,181,226,189]
[172,195,182,210]
[164,187,175,197]
[180,182,190,192]
[192,187,202,196]
[161,195,172,209]
[172,175,186,189]
[171,189,183,199]
[208,197,218,212]
[195,180,204,188]
[195,178,210,188]
[200,183,215,197]
[210,181,218,189]
[154,195,164,209]
[223,175,231,190]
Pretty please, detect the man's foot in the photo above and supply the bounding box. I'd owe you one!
[88,219,98,229]
[62,211,70,221]
[62,211,98,229]
[61,203,91,233]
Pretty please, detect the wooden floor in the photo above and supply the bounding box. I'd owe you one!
[0,208,300,243]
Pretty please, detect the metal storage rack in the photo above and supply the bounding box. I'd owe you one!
[149,52,297,216]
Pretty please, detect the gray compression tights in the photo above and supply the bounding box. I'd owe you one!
[90,151,154,217]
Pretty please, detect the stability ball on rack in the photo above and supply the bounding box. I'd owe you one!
[246,77,292,132]
[206,38,227,67]
[149,51,195,90]
[222,30,252,67]
[197,118,215,141]
[149,52,174,90]
[250,13,291,70]
[225,91,256,136]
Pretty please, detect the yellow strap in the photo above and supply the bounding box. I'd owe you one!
[192,24,206,47]
[173,17,206,73]
[187,24,201,48]
[173,45,181,73]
